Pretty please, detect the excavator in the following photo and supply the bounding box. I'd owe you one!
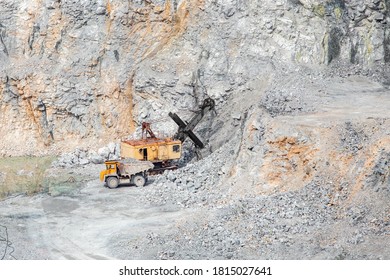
[120,97,215,172]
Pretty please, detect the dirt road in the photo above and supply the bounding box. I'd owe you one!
[0,176,193,260]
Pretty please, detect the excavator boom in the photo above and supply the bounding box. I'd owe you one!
[169,97,215,149]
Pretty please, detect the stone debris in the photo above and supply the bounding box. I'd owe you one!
[52,142,120,167]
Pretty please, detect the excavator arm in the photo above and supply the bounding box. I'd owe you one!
[169,97,215,149]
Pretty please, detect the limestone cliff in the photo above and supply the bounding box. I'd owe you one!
[0,0,389,156]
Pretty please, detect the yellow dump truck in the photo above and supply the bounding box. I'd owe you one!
[99,159,154,189]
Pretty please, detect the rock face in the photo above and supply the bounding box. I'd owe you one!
[0,0,389,156]
[0,0,199,155]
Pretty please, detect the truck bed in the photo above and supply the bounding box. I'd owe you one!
[117,159,154,176]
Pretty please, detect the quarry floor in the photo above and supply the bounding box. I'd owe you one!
[0,175,188,260]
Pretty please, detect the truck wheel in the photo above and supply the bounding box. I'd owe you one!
[133,174,146,187]
[106,177,119,189]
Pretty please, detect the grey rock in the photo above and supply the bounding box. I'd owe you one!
[357,5,366,13]
[89,153,104,164]
[79,158,90,165]
[232,113,241,120]
[107,142,117,155]
[98,147,111,159]
[167,171,177,182]
[373,12,385,21]
[96,7,106,15]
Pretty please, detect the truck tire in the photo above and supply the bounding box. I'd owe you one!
[106,176,119,189]
[133,174,146,187]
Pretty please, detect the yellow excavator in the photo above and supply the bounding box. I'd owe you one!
[120,97,215,171]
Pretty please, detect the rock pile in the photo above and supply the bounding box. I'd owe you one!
[139,141,231,208]
[52,142,120,167]
[119,167,390,260]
